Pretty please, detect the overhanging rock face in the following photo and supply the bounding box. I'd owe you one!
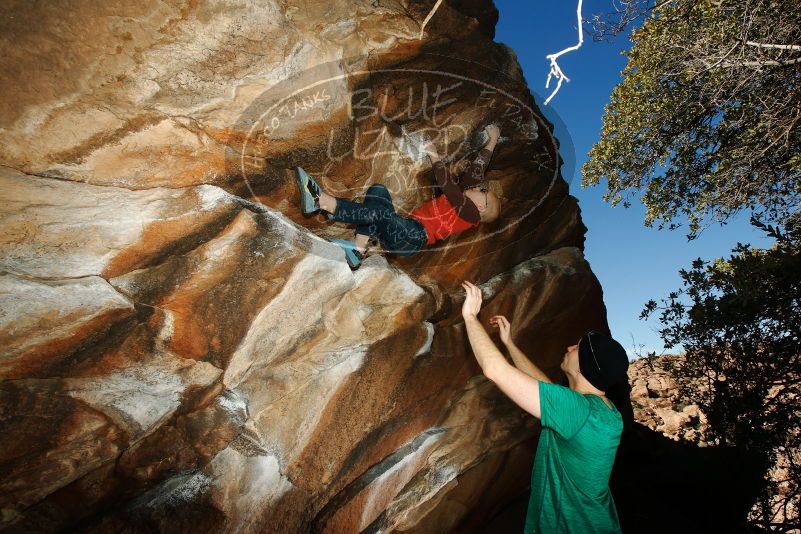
[0,1,609,532]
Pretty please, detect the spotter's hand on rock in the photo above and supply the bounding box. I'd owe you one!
[461,281,483,319]
[489,315,512,345]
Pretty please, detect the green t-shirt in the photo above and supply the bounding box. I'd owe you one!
[524,381,624,533]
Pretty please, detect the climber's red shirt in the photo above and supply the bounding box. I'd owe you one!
[409,148,493,245]
[409,195,480,245]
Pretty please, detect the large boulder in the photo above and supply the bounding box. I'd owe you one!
[0,0,609,531]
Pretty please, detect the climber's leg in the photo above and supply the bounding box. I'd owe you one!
[361,183,394,207]
[295,166,344,215]
[372,212,428,257]
[320,182,423,260]
[295,166,323,214]
[318,190,338,214]
[327,183,394,267]
[354,233,370,252]
[353,184,395,240]
[329,238,366,270]
[328,183,396,229]
[325,184,425,256]
[327,196,391,226]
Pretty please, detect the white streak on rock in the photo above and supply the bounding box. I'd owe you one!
[247,344,367,465]
[414,322,435,358]
[206,449,294,528]
[223,254,352,389]
[358,432,443,530]
[65,355,221,441]
[0,167,240,278]
[217,388,248,421]
[0,273,134,370]
[196,184,233,210]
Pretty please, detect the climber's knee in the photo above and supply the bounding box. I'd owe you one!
[366,183,390,197]
[368,183,388,192]
[363,183,393,209]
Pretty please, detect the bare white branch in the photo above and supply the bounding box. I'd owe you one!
[722,56,801,67]
[745,40,801,51]
[544,0,585,105]
[652,0,674,11]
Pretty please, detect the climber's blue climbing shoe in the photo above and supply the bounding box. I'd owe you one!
[295,166,322,214]
[329,238,364,270]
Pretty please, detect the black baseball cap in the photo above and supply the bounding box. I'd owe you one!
[578,331,629,392]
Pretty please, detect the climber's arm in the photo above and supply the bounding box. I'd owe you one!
[458,148,494,189]
[459,126,499,189]
[432,162,480,222]
[425,143,480,223]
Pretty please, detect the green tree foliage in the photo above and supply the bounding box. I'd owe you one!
[641,221,800,530]
[583,0,801,237]
[584,1,801,527]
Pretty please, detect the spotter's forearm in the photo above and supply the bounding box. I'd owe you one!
[464,315,507,378]
[505,341,551,382]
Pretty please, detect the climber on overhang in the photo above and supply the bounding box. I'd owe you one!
[294,124,502,270]
[460,280,633,534]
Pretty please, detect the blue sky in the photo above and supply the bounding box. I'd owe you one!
[493,0,774,357]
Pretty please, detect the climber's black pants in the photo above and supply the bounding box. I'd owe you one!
[329,184,428,256]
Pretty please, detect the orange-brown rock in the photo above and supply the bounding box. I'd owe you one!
[1,1,610,532]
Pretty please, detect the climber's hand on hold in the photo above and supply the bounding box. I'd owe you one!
[422,137,440,163]
[461,281,483,320]
[484,124,500,141]
[489,315,512,345]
